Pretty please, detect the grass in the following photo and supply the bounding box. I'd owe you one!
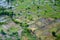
[8,26,19,33]
[21,28,37,40]
[0,0,60,40]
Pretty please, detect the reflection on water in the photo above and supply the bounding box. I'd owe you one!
[0,0,11,8]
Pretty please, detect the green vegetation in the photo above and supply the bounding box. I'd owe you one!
[21,28,37,40]
[0,22,6,25]
[8,26,19,33]
[20,22,29,28]
[1,30,6,35]
[0,0,60,40]
[56,34,60,40]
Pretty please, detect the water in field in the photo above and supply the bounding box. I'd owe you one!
[0,0,60,40]
[0,0,11,8]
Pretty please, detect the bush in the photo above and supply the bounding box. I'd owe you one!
[55,34,60,40]
[20,22,29,28]
[1,30,6,35]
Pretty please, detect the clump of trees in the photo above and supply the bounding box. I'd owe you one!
[55,35,60,40]
[0,7,15,16]
[52,31,60,40]
[20,22,29,28]
[1,30,6,35]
